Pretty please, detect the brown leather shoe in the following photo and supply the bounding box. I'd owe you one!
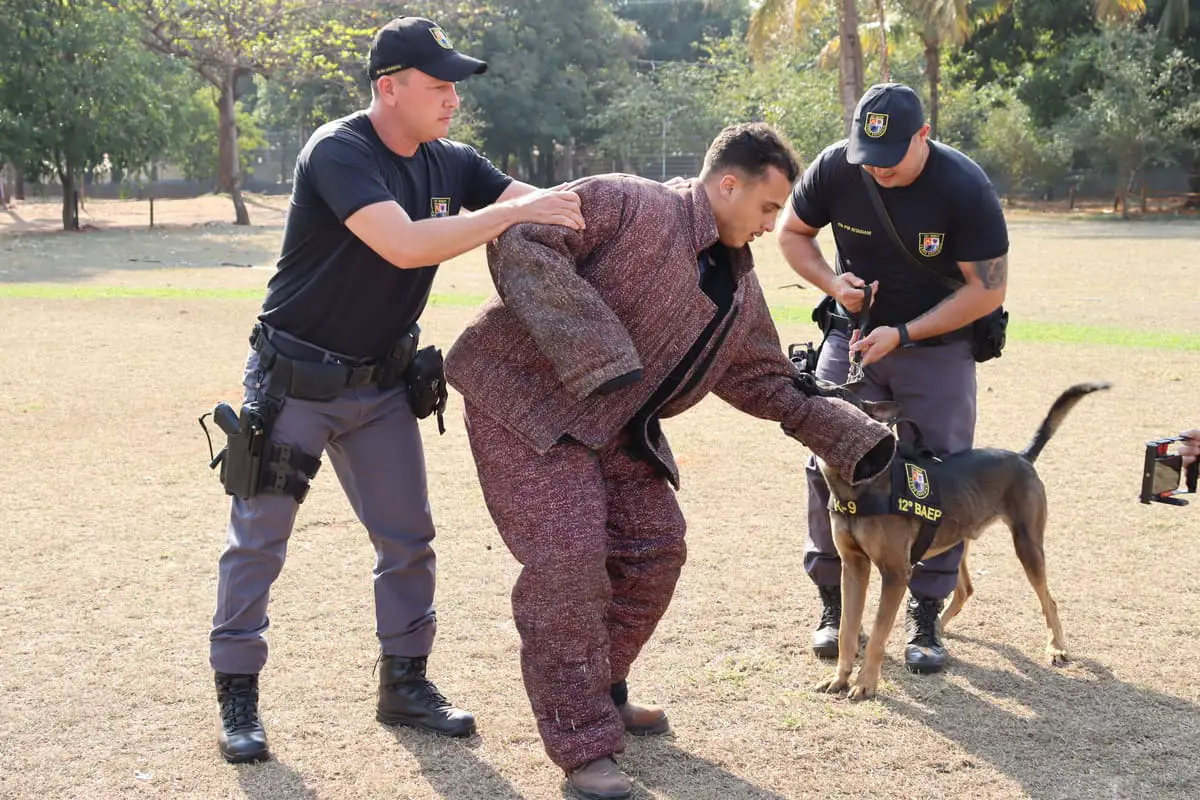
[618,700,670,736]
[567,757,632,800]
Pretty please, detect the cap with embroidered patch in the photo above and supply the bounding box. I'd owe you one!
[367,17,487,82]
[847,83,926,168]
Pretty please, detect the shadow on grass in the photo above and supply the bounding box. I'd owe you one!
[235,757,320,800]
[387,722,789,799]
[620,738,792,800]
[882,632,1200,799]
[388,726,528,800]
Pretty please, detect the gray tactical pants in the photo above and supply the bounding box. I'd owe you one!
[804,330,977,600]
[210,335,437,676]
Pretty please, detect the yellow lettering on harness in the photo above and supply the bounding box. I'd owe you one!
[832,498,858,515]
[897,497,913,513]
[913,502,942,522]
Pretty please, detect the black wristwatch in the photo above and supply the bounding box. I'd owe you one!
[896,323,916,349]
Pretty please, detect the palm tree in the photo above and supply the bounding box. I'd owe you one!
[900,0,970,139]
[1154,0,1190,39]
[1094,0,1190,37]
[875,0,890,81]
[1093,0,1148,21]
[748,0,865,134]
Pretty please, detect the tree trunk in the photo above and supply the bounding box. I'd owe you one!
[838,0,865,136]
[877,0,889,82]
[924,36,941,139]
[539,145,555,186]
[520,148,535,184]
[15,165,25,200]
[1116,161,1130,219]
[1187,156,1200,208]
[59,165,78,231]
[216,67,250,226]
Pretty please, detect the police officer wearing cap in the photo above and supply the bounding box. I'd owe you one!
[778,83,1009,674]
[208,16,584,764]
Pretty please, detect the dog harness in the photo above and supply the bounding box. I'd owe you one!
[829,439,945,564]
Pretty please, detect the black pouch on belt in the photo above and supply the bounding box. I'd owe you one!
[407,345,448,434]
[376,324,420,390]
[971,307,1009,363]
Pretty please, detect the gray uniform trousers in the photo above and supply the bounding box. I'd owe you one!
[210,333,437,676]
[804,330,977,600]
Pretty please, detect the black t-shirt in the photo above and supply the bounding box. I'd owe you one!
[790,139,1008,328]
[260,112,512,357]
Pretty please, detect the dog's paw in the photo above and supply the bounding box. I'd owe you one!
[1048,648,1070,666]
[848,683,877,702]
[814,676,849,694]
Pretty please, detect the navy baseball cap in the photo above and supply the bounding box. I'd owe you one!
[367,17,487,82]
[846,83,926,168]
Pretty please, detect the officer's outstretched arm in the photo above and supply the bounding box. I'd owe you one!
[345,191,584,270]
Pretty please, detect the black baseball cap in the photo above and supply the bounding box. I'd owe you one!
[846,83,926,168]
[367,17,487,82]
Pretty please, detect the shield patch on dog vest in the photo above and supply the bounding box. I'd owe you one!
[906,463,931,499]
[890,450,944,524]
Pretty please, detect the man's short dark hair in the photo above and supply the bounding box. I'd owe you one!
[700,123,800,184]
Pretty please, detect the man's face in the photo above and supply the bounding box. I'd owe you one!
[377,69,460,141]
[862,124,931,188]
[712,165,793,248]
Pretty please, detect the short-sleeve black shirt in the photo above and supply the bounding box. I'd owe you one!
[790,139,1008,328]
[260,112,512,358]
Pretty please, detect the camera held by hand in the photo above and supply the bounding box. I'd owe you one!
[1140,436,1198,505]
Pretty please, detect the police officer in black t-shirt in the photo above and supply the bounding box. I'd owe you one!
[778,83,1008,674]
[208,16,585,764]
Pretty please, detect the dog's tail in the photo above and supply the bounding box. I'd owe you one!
[1020,382,1111,463]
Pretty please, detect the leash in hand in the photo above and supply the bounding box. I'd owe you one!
[845,283,872,385]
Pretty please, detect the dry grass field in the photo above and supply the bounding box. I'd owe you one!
[1,195,1199,800]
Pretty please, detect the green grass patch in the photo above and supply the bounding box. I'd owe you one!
[770,304,1198,351]
[1006,320,1200,351]
[1,285,1192,351]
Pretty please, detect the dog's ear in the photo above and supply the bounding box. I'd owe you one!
[862,400,902,424]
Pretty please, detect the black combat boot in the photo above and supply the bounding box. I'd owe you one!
[376,655,475,737]
[811,584,842,659]
[215,672,270,764]
[904,596,949,674]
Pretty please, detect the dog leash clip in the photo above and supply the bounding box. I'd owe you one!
[845,284,872,385]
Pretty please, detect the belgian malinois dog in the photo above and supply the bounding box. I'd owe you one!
[799,377,1110,700]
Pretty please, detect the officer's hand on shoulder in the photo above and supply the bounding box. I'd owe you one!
[832,273,878,313]
[507,188,585,230]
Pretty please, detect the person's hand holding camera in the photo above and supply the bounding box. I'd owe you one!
[1181,430,1200,467]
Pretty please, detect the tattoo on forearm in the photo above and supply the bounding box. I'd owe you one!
[972,255,1008,290]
